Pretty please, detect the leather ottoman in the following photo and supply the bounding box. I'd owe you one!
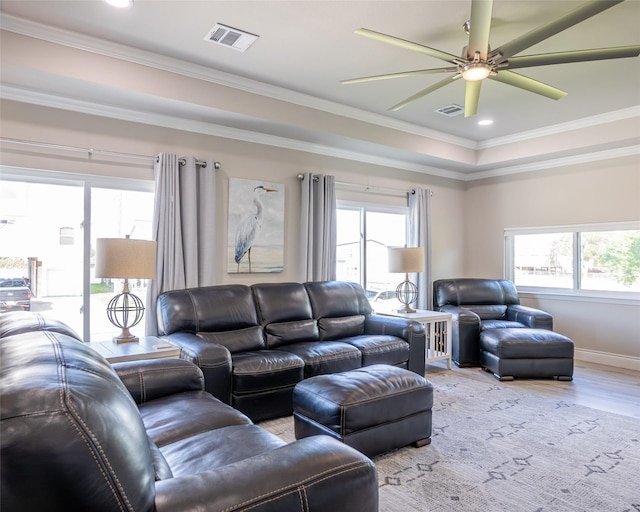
[293,364,433,458]
[480,328,574,381]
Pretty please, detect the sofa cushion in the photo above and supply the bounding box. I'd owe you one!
[252,282,314,324]
[434,278,521,307]
[305,281,372,318]
[462,304,507,320]
[139,391,252,447]
[160,424,286,476]
[232,350,305,394]
[318,315,365,340]
[341,334,410,367]
[265,319,319,348]
[157,285,259,335]
[279,341,362,377]
[197,325,265,353]
[481,319,526,330]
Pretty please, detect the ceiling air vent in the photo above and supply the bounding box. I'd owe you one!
[435,104,464,117]
[204,24,259,52]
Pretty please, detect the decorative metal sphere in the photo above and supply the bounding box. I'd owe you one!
[396,280,418,307]
[106,292,145,330]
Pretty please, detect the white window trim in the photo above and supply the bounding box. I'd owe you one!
[504,221,640,303]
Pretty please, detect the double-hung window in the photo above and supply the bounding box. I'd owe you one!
[504,222,640,298]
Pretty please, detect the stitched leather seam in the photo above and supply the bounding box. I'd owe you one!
[48,333,130,512]
[219,461,368,512]
[300,383,427,408]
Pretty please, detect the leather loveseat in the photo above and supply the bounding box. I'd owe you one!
[1,312,379,512]
[433,278,554,367]
[156,281,426,421]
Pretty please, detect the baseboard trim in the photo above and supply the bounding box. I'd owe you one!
[575,348,640,372]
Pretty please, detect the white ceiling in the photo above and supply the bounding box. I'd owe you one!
[1,0,639,179]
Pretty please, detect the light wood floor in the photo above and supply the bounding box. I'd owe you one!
[425,360,640,420]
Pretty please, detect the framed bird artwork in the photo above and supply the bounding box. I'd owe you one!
[227,178,285,273]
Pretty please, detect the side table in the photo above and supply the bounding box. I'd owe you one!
[90,336,180,363]
[377,308,452,370]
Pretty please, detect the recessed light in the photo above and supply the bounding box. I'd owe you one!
[478,119,494,126]
[104,0,133,8]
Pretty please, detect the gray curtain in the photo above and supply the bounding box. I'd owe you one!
[146,153,217,335]
[408,188,432,310]
[300,173,337,281]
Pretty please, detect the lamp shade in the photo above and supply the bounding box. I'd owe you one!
[388,247,425,273]
[95,238,156,279]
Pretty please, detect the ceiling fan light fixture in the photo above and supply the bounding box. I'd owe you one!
[461,62,491,81]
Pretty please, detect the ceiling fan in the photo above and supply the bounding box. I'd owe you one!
[341,0,640,117]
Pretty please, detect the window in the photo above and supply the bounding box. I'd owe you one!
[0,169,154,341]
[336,202,408,308]
[505,222,640,297]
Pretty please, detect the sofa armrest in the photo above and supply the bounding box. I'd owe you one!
[438,305,481,366]
[365,314,426,375]
[113,358,204,404]
[154,436,378,512]
[507,305,553,330]
[158,332,233,405]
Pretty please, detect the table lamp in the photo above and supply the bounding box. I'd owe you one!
[388,246,424,314]
[95,236,156,343]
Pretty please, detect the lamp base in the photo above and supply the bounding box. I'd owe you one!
[394,304,417,314]
[112,333,139,344]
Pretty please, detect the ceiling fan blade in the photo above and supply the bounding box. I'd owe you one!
[507,45,640,69]
[468,0,494,59]
[491,0,625,63]
[354,28,458,63]
[388,76,457,111]
[464,80,482,117]
[489,70,567,100]
[341,67,457,85]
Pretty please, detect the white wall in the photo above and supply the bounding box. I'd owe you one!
[463,156,640,369]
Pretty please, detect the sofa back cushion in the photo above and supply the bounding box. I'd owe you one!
[252,283,319,347]
[157,285,265,351]
[304,281,371,340]
[462,304,508,320]
[0,311,82,340]
[433,279,521,308]
[1,331,156,511]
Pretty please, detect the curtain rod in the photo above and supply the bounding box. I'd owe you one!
[0,137,219,169]
[297,173,432,197]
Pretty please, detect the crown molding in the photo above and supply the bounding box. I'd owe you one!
[3,84,636,182]
[478,106,640,149]
[0,14,476,150]
[0,85,469,181]
[466,145,640,181]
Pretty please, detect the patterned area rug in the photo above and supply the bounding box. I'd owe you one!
[259,371,640,512]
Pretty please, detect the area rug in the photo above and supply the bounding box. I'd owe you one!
[259,371,640,512]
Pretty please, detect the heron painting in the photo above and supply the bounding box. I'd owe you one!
[227,178,284,273]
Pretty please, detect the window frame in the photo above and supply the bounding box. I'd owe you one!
[1,166,155,340]
[504,221,640,303]
[337,199,409,290]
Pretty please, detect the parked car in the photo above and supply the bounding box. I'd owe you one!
[366,289,401,310]
[0,278,32,312]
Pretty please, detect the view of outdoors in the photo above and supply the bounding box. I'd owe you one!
[512,230,640,292]
[0,178,154,341]
[336,207,407,310]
